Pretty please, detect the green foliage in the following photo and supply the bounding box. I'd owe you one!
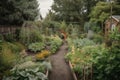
[0,50,17,68]
[51,0,103,26]
[3,33,15,42]
[92,44,120,80]
[67,36,120,80]
[0,0,39,25]
[110,27,120,41]
[48,36,62,54]
[0,42,25,78]
[66,24,81,38]
[89,1,120,25]
[3,67,48,80]
[0,34,3,43]
[20,23,43,45]
[7,42,23,54]
[0,42,24,54]
[14,61,51,72]
[73,38,95,48]
[0,47,18,77]
[28,42,45,53]
[2,60,52,80]
[90,2,110,23]
[65,45,98,79]
[84,22,91,32]
[51,0,107,29]
[92,34,103,44]
[15,29,21,41]
[41,20,60,35]
[60,21,67,30]
[84,22,101,32]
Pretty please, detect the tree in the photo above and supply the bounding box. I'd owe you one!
[51,0,85,24]
[83,0,105,20]
[89,1,120,28]
[0,0,39,25]
[51,0,105,27]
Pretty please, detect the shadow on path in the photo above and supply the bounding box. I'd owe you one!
[48,42,74,80]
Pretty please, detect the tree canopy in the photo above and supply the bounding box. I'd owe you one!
[89,1,120,24]
[0,0,39,25]
[51,0,105,26]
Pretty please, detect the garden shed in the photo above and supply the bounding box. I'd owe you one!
[105,15,120,36]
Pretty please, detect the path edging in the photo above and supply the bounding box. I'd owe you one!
[69,61,78,80]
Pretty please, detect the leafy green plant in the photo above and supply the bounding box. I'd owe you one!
[0,42,22,67]
[0,41,25,78]
[3,33,15,42]
[110,27,120,41]
[3,67,48,80]
[3,60,52,80]
[49,36,62,54]
[28,42,45,53]
[73,38,95,48]
[20,25,43,45]
[0,34,3,43]
[92,34,103,44]
[92,44,120,80]
[0,46,19,78]
[15,61,52,72]
[7,42,22,54]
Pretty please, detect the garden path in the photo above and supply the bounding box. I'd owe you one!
[48,41,74,80]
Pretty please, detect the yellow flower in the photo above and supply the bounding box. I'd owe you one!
[35,50,50,60]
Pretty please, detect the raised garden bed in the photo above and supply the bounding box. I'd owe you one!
[69,61,93,80]
[69,61,78,80]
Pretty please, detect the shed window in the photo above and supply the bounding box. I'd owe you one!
[111,24,115,31]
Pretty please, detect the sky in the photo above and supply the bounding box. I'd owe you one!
[37,0,53,18]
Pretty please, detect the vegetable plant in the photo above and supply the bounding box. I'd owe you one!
[28,42,45,53]
[3,67,48,80]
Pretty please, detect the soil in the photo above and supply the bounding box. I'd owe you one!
[48,41,74,80]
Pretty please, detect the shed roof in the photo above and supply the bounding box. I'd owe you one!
[112,15,120,22]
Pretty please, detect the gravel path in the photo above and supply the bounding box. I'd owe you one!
[48,42,74,80]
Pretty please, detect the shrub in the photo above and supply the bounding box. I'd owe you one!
[73,38,95,48]
[15,28,20,40]
[0,47,19,78]
[92,44,120,80]
[28,42,45,53]
[13,42,25,51]
[65,44,107,79]
[92,34,103,44]
[3,33,15,42]
[0,34,3,43]
[0,49,17,68]
[20,25,43,45]
[0,42,23,78]
[7,42,22,54]
[110,27,120,41]
[48,36,62,53]
[0,42,21,67]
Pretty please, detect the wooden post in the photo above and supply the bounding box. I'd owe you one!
[91,64,93,80]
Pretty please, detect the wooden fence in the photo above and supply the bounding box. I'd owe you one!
[0,25,21,34]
